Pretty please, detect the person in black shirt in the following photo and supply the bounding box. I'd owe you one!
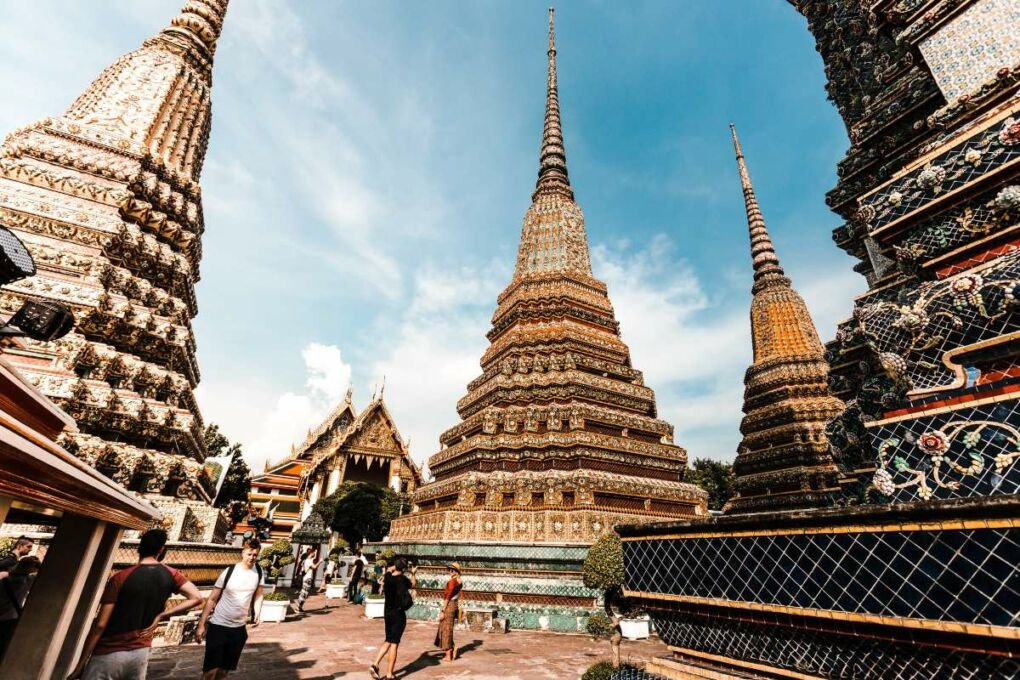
[346,549,366,603]
[369,558,416,680]
[0,537,34,581]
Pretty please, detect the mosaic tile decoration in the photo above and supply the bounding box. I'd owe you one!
[855,250,1020,393]
[920,0,1020,102]
[857,110,1020,231]
[867,398,1020,503]
[640,608,1020,680]
[623,524,1019,627]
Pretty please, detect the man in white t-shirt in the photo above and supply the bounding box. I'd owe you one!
[196,539,264,679]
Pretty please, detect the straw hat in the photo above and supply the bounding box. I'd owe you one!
[447,562,462,574]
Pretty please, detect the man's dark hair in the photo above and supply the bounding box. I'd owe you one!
[14,537,32,550]
[13,555,41,575]
[242,538,261,551]
[393,557,408,572]
[138,529,168,558]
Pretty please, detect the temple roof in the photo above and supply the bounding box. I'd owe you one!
[301,394,423,490]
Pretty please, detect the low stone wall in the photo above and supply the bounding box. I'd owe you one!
[114,539,240,585]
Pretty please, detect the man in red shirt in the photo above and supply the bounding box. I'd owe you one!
[68,529,202,680]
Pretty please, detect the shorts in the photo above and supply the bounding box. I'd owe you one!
[83,648,150,680]
[203,622,247,672]
[384,611,407,644]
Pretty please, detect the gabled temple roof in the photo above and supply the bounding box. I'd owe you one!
[301,393,423,490]
[292,387,356,461]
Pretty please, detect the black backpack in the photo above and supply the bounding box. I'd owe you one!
[400,575,414,612]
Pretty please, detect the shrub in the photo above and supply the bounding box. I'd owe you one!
[259,539,295,579]
[0,536,15,558]
[581,661,616,680]
[583,533,624,591]
[374,547,397,569]
[585,612,615,640]
[328,539,350,558]
[264,590,290,602]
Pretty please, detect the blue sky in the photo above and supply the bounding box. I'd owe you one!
[0,1,864,470]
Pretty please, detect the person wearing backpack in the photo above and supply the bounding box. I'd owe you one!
[369,557,416,680]
[196,538,264,679]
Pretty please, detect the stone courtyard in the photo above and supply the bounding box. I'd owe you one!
[149,594,665,679]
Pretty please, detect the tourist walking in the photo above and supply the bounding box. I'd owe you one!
[0,555,41,663]
[297,548,321,613]
[196,538,264,679]
[0,537,34,580]
[369,558,416,680]
[346,549,367,603]
[67,529,202,680]
[434,562,462,662]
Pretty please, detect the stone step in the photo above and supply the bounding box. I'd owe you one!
[647,655,758,680]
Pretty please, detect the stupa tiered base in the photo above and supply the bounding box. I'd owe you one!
[367,539,598,632]
[618,496,1020,679]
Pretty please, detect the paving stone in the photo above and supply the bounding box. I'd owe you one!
[149,594,665,678]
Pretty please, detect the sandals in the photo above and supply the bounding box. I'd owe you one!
[369,665,380,679]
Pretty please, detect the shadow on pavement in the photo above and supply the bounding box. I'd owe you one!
[397,639,485,677]
[149,641,350,679]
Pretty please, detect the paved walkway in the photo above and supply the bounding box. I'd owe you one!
[149,594,665,679]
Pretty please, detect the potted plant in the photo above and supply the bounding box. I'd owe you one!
[324,577,346,600]
[582,533,651,644]
[260,590,291,623]
[364,593,386,619]
[258,539,295,585]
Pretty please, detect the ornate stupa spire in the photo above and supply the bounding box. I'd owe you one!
[730,124,787,290]
[388,9,705,549]
[724,126,843,514]
[0,1,231,540]
[514,7,592,278]
[535,7,572,200]
[164,0,230,57]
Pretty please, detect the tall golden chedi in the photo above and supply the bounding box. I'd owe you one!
[383,9,706,632]
[724,125,843,513]
[0,0,230,542]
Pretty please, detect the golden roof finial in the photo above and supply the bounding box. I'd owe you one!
[534,6,573,200]
[730,124,787,291]
[165,0,229,55]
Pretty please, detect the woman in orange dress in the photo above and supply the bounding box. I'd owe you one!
[435,562,462,662]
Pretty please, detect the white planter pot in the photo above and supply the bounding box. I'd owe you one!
[620,616,650,640]
[325,583,346,599]
[364,599,386,619]
[260,600,290,623]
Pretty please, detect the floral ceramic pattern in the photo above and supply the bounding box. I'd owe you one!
[919,0,1020,102]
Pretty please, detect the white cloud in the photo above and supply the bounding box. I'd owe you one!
[199,343,352,469]
[592,235,863,463]
[368,262,507,467]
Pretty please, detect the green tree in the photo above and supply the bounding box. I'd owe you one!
[686,458,735,511]
[203,424,252,523]
[317,482,404,546]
